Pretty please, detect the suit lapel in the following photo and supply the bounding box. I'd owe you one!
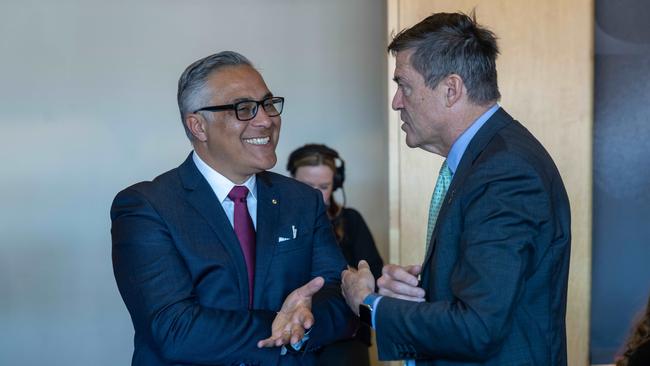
[252,172,279,307]
[422,108,512,266]
[177,153,250,305]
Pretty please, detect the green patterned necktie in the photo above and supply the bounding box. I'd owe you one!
[426,160,452,251]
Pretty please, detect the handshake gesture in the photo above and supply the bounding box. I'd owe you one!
[256,260,426,349]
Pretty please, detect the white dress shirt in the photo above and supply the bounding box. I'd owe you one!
[192,151,258,229]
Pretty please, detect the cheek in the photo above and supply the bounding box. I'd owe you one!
[318,188,329,203]
[323,187,334,203]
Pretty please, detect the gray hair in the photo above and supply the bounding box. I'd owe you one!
[177,51,253,140]
[388,11,500,105]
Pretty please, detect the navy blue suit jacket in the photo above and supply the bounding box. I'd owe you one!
[111,154,357,365]
[375,108,571,365]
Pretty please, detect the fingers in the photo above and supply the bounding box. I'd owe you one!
[377,286,426,302]
[381,264,419,286]
[294,276,324,298]
[377,274,426,298]
[293,306,315,330]
[404,264,422,276]
[257,324,297,348]
[257,307,315,348]
[377,264,425,300]
[257,336,277,348]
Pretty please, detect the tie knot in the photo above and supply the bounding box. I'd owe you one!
[228,186,249,202]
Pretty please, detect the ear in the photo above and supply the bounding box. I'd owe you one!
[443,74,464,107]
[186,113,208,142]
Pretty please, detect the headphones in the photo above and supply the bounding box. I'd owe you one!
[287,144,346,191]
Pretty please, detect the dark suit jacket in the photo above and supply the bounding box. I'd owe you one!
[111,154,357,366]
[375,108,571,366]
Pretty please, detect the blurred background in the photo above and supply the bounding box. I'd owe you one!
[0,1,387,365]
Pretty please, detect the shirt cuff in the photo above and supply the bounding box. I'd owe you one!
[280,328,311,355]
[363,293,382,328]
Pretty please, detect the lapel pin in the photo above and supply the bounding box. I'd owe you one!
[271,199,278,205]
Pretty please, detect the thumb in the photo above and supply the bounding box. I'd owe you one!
[357,260,370,271]
[406,264,422,276]
[295,276,324,298]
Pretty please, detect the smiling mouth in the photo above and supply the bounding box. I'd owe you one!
[243,136,271,145]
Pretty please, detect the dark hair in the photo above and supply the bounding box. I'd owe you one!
[617,295,650,366]
[388,11,500,105]
[287,144,345,242]
[177,51,253,140]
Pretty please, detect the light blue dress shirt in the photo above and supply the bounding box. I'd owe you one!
[368,103,499,365]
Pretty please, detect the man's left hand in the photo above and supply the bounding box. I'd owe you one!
[341,260,376,316]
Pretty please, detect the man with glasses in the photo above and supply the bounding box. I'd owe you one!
[111,51,356,365]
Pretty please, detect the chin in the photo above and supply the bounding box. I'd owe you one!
[256,155,277,171]
[404,136,418,148]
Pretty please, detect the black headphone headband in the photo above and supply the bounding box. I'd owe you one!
[287,144,346,190]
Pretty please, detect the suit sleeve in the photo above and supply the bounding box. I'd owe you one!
[304,191,359,350]
[375,154,550,361]
[111,188,280,365]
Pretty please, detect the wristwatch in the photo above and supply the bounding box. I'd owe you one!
[359,293,381,327]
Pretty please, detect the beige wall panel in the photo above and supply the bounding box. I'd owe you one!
[387,1,593,365]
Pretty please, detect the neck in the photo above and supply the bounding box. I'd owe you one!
[445,102,494,152]
[193,148,253,184]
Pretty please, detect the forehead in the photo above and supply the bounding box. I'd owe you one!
[394,50,420,81]
[295,164,334,179]
[205,65,271,102]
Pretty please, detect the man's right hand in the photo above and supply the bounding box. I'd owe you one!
[377,264,426,302]
[257,277,324,348]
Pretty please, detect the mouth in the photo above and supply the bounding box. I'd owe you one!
[243,136,271,145]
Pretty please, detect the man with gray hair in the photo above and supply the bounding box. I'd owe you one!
[111,51,356,365]
[341,12,571,366]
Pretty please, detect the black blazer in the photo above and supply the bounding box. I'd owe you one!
[375,108,571,366]
[111,154,357,365]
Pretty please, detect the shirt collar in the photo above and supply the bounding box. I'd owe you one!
[446,103,500,174]
[192,151,257,203]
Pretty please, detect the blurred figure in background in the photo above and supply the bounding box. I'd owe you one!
[617,294,650,366]
[288,143,384,366]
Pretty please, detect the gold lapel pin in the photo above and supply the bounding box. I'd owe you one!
[271,199,278,205]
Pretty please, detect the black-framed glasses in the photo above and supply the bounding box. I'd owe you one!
[193,96,284,121]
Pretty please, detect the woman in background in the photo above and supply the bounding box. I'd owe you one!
[617,294,650,366]
[287,144,384,366]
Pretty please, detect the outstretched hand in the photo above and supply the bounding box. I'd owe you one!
[257,276,324,348]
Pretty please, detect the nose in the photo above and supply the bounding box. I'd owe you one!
[249,106,274,128]
[391,88,403,111]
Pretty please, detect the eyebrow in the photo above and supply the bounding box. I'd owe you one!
[231,92,274,104]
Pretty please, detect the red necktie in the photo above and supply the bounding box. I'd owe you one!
[228,186,256,308]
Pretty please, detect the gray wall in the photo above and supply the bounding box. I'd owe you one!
[0,1,387,364]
